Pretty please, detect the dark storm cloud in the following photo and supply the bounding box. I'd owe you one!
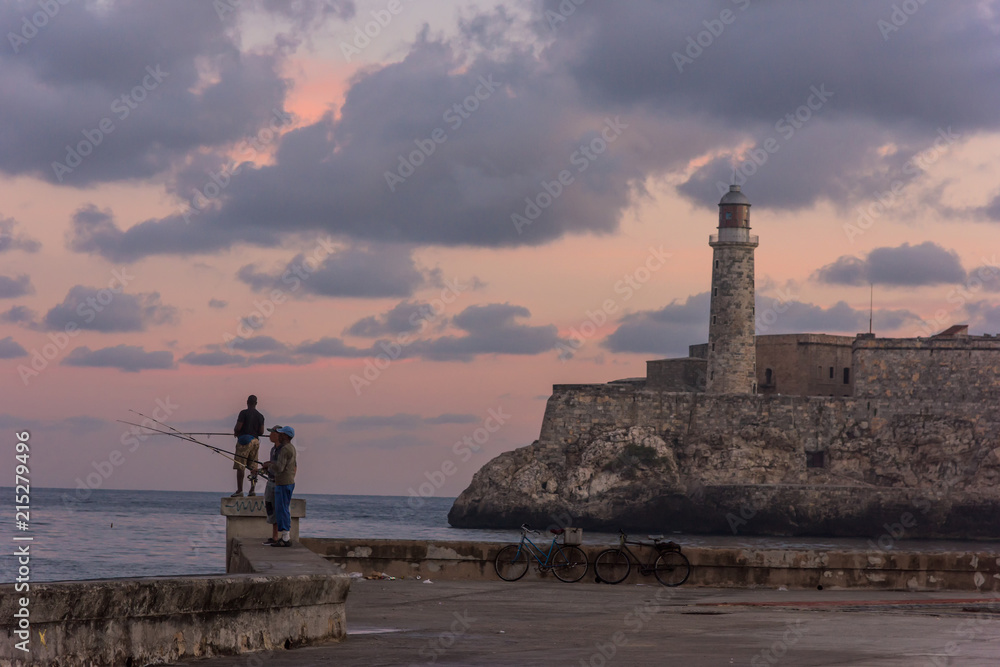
[43,286,177,332]
[814,242,967,286]
[603,291,919,355]
[408,303,563,362]
[549,0,996,211]
[62,345,174,372]
[345,300,437,337]
[0,216,40,253]
[0,274,32,298]
[238,245,436,298]
[0,0,358,186]
[208,299,228,309]
[0,335,26,358]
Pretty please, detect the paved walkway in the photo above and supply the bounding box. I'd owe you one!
[177,579,1000,666]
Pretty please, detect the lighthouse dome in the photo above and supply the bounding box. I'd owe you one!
[719,184,750,206]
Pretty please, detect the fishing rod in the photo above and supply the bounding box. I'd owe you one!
[120,415,268,475]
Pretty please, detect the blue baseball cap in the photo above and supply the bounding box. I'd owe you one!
[267,425,294,439]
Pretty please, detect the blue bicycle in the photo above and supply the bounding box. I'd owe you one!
[494,524,589,583]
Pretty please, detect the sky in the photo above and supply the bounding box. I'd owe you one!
[3,0,1000,499]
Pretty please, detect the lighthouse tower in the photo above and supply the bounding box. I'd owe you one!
[706,185,758,394]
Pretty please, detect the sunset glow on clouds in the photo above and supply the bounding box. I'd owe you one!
[3,0,1000,497]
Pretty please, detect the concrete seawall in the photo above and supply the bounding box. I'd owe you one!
[301,537,1000,591]
[0,535,350,667]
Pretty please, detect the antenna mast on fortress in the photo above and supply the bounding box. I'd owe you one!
[706,185,759,394]
[869,283,873,335]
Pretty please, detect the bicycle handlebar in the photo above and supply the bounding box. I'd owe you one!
[520,524,540,535]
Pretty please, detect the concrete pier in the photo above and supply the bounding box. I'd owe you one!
[220,496,305,571]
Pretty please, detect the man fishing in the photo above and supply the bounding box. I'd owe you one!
[262,425,297,547]
[232,395,264,498]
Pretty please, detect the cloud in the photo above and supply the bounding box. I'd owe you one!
[0,414,107,432]
[409,303,563,362]
[0,217,41,253]
[339,413,424,431]
[228,335,288,353]
[345,434,435,450]
[814,242,967,286]
[0,336,27,358]
[238,245,438,299]
[43,286,177,332]
[337,412,480,431]
[62,345,174,372]
[603,291,920,356]
[271,413,330,424]
[293,337,370,358]
[0,0,358,186]
[603,292,710,357]
[0,274,33,298]
[345,300,440,337]
[208,298,227,309]
[180,351,247,366]
[0,305,36,325]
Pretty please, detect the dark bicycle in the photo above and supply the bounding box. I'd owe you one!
[593,530,690,586]
[494,524,589,583]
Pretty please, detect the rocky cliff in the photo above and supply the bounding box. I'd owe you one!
[448,386,1000,537]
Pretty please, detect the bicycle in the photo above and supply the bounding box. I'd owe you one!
[494,524,589,583]
[593,530,690,587]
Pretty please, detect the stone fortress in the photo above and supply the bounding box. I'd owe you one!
[450,186,1000,538]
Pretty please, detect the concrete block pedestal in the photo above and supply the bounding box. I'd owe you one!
[221,496,306,571]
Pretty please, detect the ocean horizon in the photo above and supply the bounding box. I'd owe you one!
[1,487,538,583]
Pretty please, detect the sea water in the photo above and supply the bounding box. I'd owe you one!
[0,488,526,582]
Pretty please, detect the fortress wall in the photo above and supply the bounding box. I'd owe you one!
[854,337,1000,402]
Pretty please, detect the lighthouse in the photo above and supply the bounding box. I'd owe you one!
[706,185,758,394]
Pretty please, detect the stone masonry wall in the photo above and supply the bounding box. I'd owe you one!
[450,384,1000,536]
[854,336,1000,403]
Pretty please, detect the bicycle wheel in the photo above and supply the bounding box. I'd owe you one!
[594,548,630,584]
[551,545,588,583]
[495,544,529,581]
[653,550,690,587]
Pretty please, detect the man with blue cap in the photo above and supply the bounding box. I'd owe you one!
[263,424,297,547]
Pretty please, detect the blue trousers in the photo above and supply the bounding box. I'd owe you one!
[274,483,295,532]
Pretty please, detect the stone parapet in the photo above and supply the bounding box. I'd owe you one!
[0,568,350,667]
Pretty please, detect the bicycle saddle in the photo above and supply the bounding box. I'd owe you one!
[550,528,565,535]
